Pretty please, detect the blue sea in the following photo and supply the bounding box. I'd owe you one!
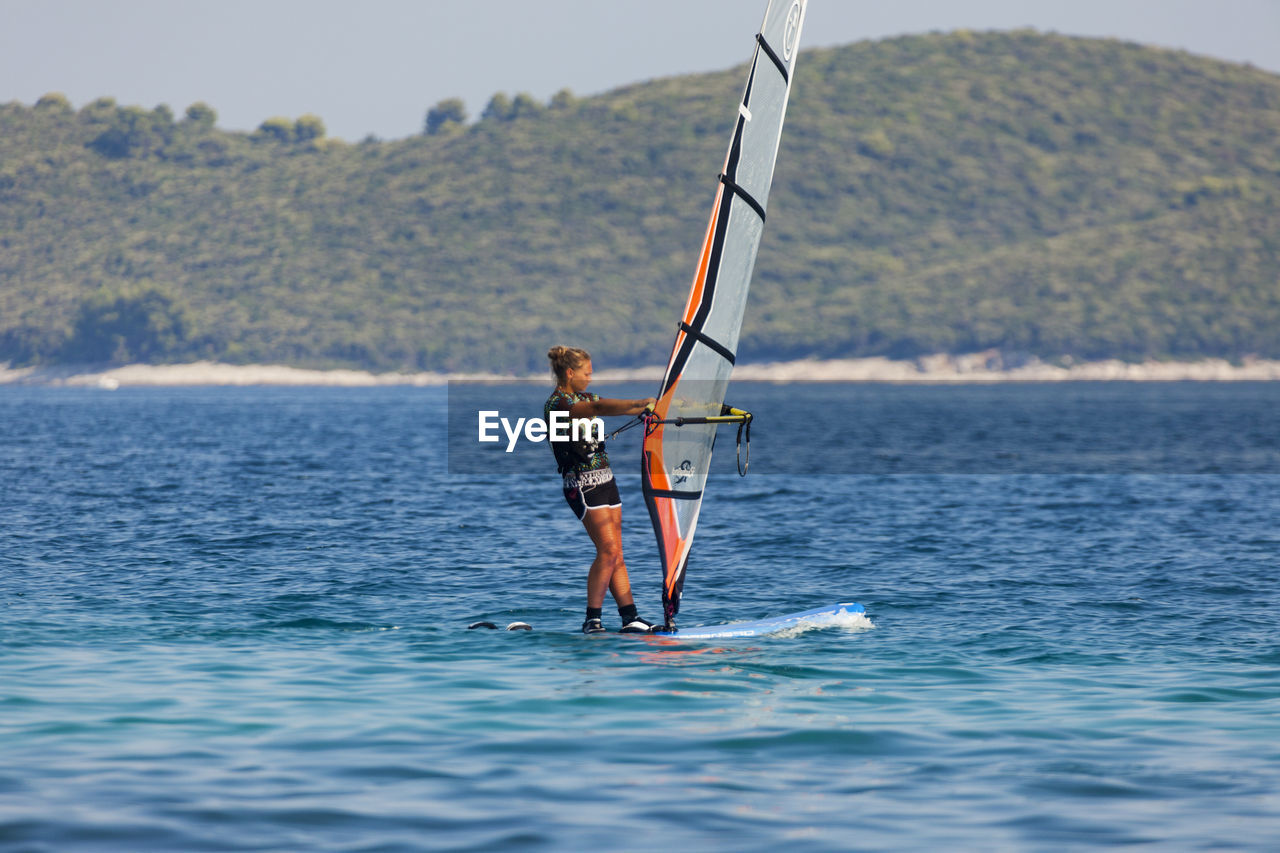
[3,383,1278,851]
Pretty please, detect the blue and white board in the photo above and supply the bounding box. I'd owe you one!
[465,603,868,636]
[652,602,866,639]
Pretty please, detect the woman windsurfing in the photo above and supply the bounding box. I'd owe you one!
[545,346,657,634]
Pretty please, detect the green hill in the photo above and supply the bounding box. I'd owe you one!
[2,30,1278,372]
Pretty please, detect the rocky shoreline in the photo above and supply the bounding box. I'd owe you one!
[5,353,1280,388]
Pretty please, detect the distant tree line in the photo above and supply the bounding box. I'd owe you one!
[424,88,578,134]
[1,32,1278,372]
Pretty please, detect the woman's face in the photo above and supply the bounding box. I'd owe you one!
[566,359,593,393]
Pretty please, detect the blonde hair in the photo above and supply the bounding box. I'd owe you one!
[548,345,591,383]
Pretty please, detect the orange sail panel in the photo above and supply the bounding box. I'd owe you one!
[642,0,808,628]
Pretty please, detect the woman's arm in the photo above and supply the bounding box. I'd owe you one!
[568,396,656,418]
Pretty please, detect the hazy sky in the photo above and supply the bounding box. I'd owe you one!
[4,0,1278,141]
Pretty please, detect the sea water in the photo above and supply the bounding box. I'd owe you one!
[2,383,1278,851]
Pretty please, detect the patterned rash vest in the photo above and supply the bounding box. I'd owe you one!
[543,389,610,477]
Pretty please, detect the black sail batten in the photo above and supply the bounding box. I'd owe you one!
[719,173,767,222]
[643,0,807,628]
[647,488,704,501]
[755,33,790,83]
[678,322,736,365]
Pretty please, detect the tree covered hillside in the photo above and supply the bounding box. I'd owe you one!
[1,31,1278,372]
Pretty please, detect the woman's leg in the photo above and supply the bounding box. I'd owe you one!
[581,506,633,609]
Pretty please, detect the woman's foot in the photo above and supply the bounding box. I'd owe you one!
[619,616,656,634]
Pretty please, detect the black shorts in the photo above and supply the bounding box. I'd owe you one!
[562,468,621,520]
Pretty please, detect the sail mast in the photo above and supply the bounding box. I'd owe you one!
[642,0,808,629]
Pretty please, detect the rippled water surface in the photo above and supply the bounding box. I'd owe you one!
[2,385,1278,851]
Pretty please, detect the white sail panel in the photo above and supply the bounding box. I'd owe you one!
[642,0,807,628]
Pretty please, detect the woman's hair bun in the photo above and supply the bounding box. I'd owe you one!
[547,345,590,381]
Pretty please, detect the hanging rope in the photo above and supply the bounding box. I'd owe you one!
[735,412,751,476]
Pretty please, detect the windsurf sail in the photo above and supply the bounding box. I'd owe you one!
[642,0,808,630]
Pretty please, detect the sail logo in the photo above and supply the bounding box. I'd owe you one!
[783,1,802,60]
[673,459,696,485]
[477,410,604,453]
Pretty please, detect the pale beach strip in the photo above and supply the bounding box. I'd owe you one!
[5,353,1280,388]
